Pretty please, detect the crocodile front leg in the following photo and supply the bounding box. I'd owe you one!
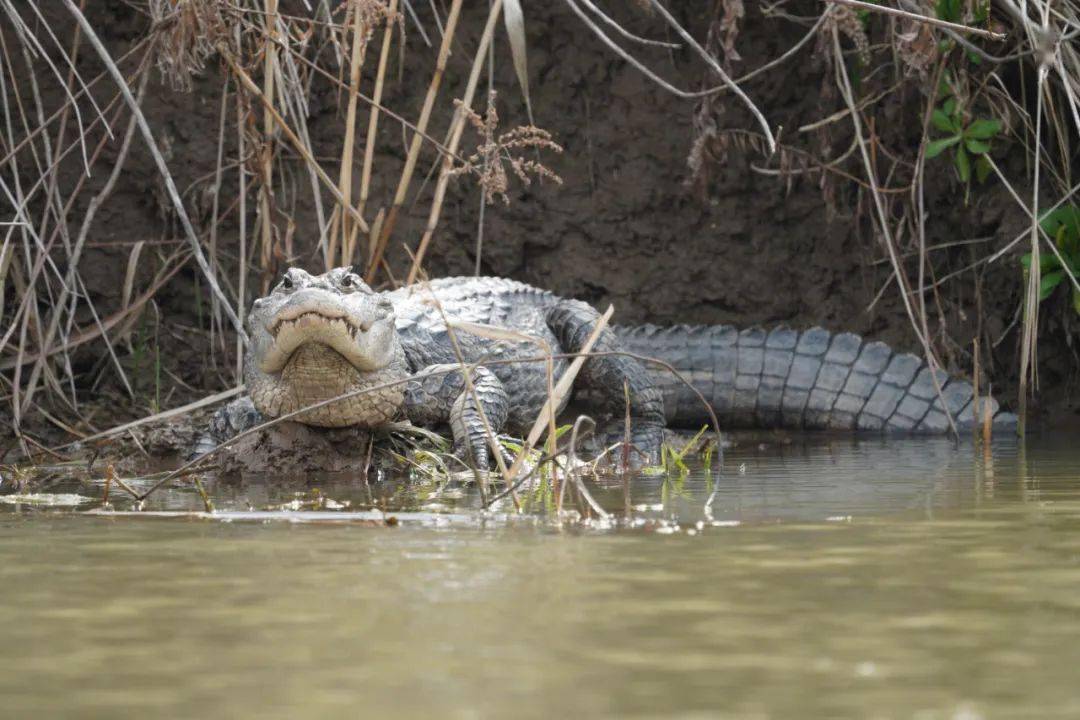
[405,364,509,471]
[190,396,266,460]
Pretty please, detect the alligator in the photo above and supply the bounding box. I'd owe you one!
[201,266,1016,469]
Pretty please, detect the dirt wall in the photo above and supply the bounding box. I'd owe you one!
[7,1,1079,426]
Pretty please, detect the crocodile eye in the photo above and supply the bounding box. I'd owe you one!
[282,276,293,290]
[341,275,353,288]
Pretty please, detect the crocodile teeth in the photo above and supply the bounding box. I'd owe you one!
[270,311,364,338]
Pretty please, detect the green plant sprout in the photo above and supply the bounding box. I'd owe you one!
[1020,205,1080,316]
[926,78,1001,200]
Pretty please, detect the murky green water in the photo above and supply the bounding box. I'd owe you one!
[3,433,1080,718]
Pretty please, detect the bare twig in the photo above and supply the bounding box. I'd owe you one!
[647,0,776,153]
[564,0,729,99]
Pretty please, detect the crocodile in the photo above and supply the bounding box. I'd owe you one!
[201,266,1016,469]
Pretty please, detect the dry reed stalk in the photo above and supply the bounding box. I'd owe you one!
[15,0,80,253]
[365,0,463,283]
[258,0,279,290]
[221,50,371,235]
[103,463,113,505]
[406,0,503,285]
[621,380,631,480]
[1018,126,1043,431]
[18,68,151,418]
[236,60,248,386]
[208,76,231,365]
[830,26,957,438]
[31,5,85,265]
[358,0,399,250]
[77,274,135,401]
[400,266,510,504]
[62,0,247,344]
[474,13,496,276]
[0,241,12,321]
[329,1,372,267]
[983,156,1080,295]
[972,338,980,440]
[1017,0,1053,433]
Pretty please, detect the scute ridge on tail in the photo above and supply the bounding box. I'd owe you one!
[612,323,1017,433]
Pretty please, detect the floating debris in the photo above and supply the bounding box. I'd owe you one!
[0,493,96,507]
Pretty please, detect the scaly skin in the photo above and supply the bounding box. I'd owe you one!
[199,267,1015,469]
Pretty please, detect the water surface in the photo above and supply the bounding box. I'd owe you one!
[3,433,1080,718]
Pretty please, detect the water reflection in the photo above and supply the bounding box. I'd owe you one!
[2,433,1080,718]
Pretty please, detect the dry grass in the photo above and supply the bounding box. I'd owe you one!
[0,0,564,450]
[2,0,1074,465]
[447,92,564,207]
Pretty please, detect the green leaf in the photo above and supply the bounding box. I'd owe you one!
[1065,230,1080,260]
[1055,224,1068,251]
[1039,205,1080,246]
[932,108,956,133]
[1040,270,1064,300]
[966,118,1003,138]
[1043,253,1063,273]
[926,135,961,158]
[1021,253,1061,272]
[964,137,991,154]
[943,97,957,117]
[936,0,961,21]
[974,0,990,23]
[975,155,992,184]
[955,145,971,182]
[937,73,954,99]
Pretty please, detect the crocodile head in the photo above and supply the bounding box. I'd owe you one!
[244,266,406,428]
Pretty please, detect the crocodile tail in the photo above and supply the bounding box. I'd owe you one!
[612,324,1018,432]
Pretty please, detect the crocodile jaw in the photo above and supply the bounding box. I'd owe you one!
[244,285,404,426]
[258,289,394,374]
